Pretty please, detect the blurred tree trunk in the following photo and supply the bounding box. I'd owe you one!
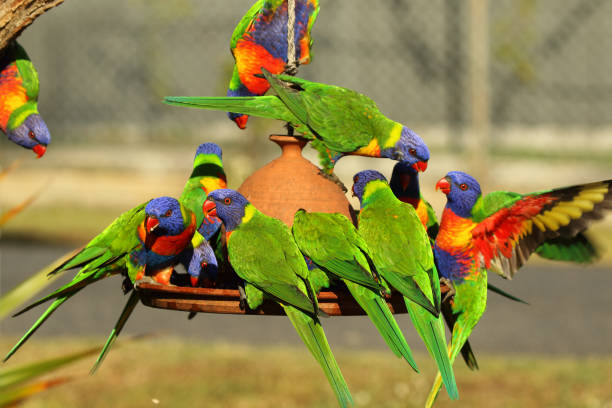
[0,0,65,51]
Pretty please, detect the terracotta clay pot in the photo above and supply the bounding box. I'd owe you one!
[238,135,355,226]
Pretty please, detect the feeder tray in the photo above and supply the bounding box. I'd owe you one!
[136,135,393,317]
[136,282,408,316]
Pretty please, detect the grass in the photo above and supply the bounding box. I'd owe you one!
[2,338,612,408]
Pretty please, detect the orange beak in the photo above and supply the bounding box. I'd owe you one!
[233,115,248,129]
[412,160,428,172]
[435,177,451,195]
[145,216,159,233]
[32,144,46,158]
[203,200,217,219]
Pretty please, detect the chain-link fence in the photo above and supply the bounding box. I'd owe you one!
[13,0,612,149]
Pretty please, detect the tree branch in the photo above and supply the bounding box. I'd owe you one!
[0,0,65,51]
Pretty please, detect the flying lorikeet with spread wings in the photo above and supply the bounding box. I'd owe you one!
[204,189,353,408]
[390,162,601,371]
[0,42,50,157]
[291,209,419,371]
[425,171,612,407]
[165,68,430,175]
[352,170,459,401]
[3,143,227,368]
[227,0,319,129]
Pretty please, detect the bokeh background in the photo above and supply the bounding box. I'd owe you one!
[1,1,612,407]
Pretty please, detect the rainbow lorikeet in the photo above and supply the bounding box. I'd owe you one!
[352,170,459,401]
[291,209,419,371]
[165,68,430,175]
[204,189,353,408]
[179,142,227,286]
[3,142,227,369]
[0,42,50,157]
[390,162,600,266]
[227,0,319,129]
[425,171,612,407]
[3,197,203,369]
[390,162,601,371]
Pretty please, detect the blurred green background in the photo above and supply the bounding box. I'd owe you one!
[1,0,612,406]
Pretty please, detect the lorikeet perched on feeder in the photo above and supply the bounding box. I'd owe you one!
[165,68,430,175]
[4,197,202,368]
[204,189,353,408]
[425,171,612,407]
[227,0,319,129]
[390,162,600,265]
[179,142,227,285]
[352,170,458,401]
[390,162,601,372]
[0,42,50,157]
[3,142,227,368]
[292,209,419,371]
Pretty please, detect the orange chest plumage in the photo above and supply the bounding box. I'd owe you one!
[0,63,27,130]
[436,209,477,254]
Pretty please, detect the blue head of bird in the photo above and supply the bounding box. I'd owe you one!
[7,113,50,158]
[436,171,482,218]
[195,142,223,161]
[390,161,420,199]
[352,169,387,206]
[384,127,429,172]
[203,189,250,232]
[144,196,185,237]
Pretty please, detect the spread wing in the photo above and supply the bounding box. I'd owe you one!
[471,180,612,279]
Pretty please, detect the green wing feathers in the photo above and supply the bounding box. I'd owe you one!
[535,232,600,263]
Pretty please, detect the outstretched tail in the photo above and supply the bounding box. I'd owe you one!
[425,323,470,407]
[345,281,418,372]
[90,290,140,374]
[4,292,80,362]
[14,272,109,317]
[406,300,458,401]
[164,95,293,123]
[282,305,353,408]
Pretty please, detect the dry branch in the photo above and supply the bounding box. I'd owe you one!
[0,0,65,51]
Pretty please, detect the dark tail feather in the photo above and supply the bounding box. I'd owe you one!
[487,283,529,305]
[90,290,140,374]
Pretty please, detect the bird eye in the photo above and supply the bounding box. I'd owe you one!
[28,131,36,139]
[164,209,172,217]
[224,197,232,205]
[459,183,468,191]
[409,148,417,156]
[353,175,359,183]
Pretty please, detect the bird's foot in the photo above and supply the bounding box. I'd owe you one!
[440,277,455,303]
[317,169,347,192]
[152,266,174,286]
[122,276,134,294]
[135,276,160,287]
[238,284,247,310]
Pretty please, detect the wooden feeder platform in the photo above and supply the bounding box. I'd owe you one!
[136,283,408,316]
